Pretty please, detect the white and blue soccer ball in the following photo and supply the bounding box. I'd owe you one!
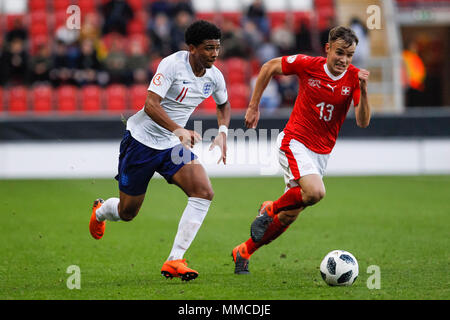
[320,250,359,286]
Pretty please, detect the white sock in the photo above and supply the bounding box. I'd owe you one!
[167,197,211,261]
[96,198,121,222]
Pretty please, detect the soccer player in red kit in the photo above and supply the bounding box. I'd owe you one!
[232,26,371,274]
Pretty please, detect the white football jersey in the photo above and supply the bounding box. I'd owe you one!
[126,51,228,150]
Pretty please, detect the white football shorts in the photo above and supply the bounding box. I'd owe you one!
[277,131,330,188]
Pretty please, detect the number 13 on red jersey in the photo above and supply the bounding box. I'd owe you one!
[316,102,334,122]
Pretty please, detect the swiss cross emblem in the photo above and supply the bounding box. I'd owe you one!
[341,86,351,95]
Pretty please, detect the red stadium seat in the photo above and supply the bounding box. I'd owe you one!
[81,85,103,113]
[130,84,148,111]
[228,84,250,109]
[29,22,48,36]
[53,0,71,12]
[29,10,48,26]
[105,84,128,113]
[127,17,146,35]
[30,34,49,55]
[222,12,242,26]
[54,10,68,29]
[213,59,225,73]
[127,0,144,11]
[29,0,48,12]
[293,11,312,31]
[149,57,163,74]
[78,0,97,13]
[6,15,26,31]
[225,58,250,84]
[8,86,28,114]
[56,85,78,114]
[268,12,288,29]
[126,34,149,55]
[31,85,53,114]
[195,12,217,23]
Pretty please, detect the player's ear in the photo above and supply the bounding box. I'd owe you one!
[325,42,330,54]
[188,44,196,54]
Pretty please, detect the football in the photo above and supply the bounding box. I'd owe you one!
[320,250,359,286]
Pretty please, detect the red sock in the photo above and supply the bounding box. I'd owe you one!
[245,215,289,256]
[272,186,303,214]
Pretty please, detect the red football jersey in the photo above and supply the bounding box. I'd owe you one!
[281,54,361,154]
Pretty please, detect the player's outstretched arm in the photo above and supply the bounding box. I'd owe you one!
[355,69,371,128]
[144,91,201,148]
[245,57,284,129]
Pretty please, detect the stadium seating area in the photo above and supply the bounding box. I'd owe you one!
[0,0,338,115]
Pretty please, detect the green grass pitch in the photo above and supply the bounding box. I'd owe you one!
[0,175,448,300]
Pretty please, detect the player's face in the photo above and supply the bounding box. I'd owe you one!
[325,39,356,76]
[190,39,220,69]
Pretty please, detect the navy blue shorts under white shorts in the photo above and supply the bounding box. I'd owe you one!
[115,130,197,196]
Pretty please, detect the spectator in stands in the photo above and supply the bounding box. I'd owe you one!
[101,0,134,36]
[126,38,150,85]
[148,13,173,57]
[148,0,173,18]
[55,25,80,46]
[103,38,129,85]
[295,20,314,55]
[402,39,427,107]
[49,40,74,87]
[221,19,247,59]
[319,16,335,56]
[277,75,298,107]
[271,22,296,56]
[6,17,28,43]
[171,0,195,18]
[256,36,279,65]
[250,75,281,114]
[242,20,264,56]
[350,17,370,69]
[30,44,52,84]
[80,13,102,42]
[74,39,102,86]
[244,0,270,36]
[170,10,193,52]
[0,37,29,85]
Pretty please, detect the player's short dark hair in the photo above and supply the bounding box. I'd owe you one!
[185,20,221,46]
[328,26,359,47]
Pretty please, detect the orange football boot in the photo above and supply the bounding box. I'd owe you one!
[231,243,250,274]
[250,201,274,242]
[161,259,198,281]
[89,199,105,240]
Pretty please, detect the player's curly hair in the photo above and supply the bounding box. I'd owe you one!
[328,26,359,47]
[185,20,221,46]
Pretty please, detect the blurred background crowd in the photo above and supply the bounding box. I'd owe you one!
[0,0,448,115]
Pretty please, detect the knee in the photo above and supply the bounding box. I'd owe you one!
[202,188,214,201]
[192,187,214,201]
[118,205,139,222]
[303,188,325,206]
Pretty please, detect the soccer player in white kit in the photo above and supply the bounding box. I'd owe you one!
[89,21,230,281]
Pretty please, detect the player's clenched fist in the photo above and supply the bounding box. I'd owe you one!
[358,69,370,90]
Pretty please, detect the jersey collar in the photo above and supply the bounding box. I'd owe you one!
[323,63,347,81]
